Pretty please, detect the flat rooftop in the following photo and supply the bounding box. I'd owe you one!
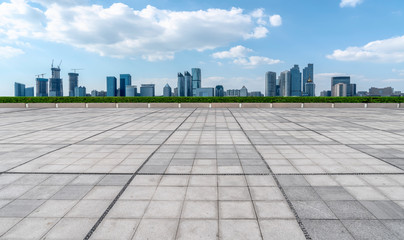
[0,108,403,240]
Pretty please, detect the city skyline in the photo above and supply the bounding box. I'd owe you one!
[1,0,403,96]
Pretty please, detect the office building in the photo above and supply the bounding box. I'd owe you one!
[25,87,34,97]
[177,73,185,97]
[290,65,302,96]
[140,84,155,97]
[91,90,98,97]
[240,86,248,97]
[173,87,178,97]
[303,64,314,93]
[119,74,132,97]
[192,68,201,96]
[226,89,240,97]
[265,71,277,97]
[14,82,25,96]
[369,87,394,96]
[195,88,214,97]
[215,85,224,97]
[74,86,86,97]
[320,90,332,97]
[279,71,291,96]
[250,91,263,97]
[184,71,192,97]
[126,85,137,97]
[163,84,172,97]
[49,65,63,96]
[68,73,79,97]
[36,78,48,96]
[350,84,357,96]
[333,83,348,97]
[106,76,117,97]
[305,82,316,97]
[331,76,350,96]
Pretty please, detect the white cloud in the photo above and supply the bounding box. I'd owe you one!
[382,78,404,83]
[340,0,363,8]
[0,1,279,61]
[212,45,281,68]
[327,35,404,63]
[393,69,404,76]
[269,15,282,27]
[212,45,252,59]
[0,46,24,59]
[234,56,281,68]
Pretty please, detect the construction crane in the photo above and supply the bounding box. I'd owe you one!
[58,60,62,69]
[35,73,46,78]
[71,68,84,73]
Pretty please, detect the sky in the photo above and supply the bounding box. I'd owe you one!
[0,0,403,96]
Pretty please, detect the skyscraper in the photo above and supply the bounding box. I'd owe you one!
[192,68,201,96]
[195,88,214,97]
[163,84,172,97]
[36,78,48,97]
[140,84,155,97]
[290,65,302,96]
[14,82,25,96]
[106,76,117,97]
[265,71,277,97]
[331,76,350,96]
[305,77,316,97]
[303,64,314,93]
[279,70,291,96]
[184,71,192,97]
[215,85,224,97]
[49,65,63,96]
[120,74,132,97]
[177,73,185,97]
[68,73,79,97]
[333,83,348,97]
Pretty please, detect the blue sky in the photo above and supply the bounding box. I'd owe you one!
[0,0,403,96]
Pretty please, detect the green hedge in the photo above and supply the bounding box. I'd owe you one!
[0,96,403,103]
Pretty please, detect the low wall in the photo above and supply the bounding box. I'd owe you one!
[1,102,402,109]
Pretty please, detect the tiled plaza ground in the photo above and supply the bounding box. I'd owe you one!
[0,107,403,239]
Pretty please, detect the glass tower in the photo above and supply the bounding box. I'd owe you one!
[106,76,117,97]
[331,76,351,96]
[177,73,185,97]
[191,68,201,96]
[36,78,48,97]
[119,74,132,97]
[290,65,302,96]
[68,73,79,97]
[14,82,25,96]
[25,87,34,97]
[184,71,192,97]
[302,64,313,93]
[163,84,172,97]
[140,84,155,97]
[215,85,224,97]
[265,71,277,97]
[49,66,63,96]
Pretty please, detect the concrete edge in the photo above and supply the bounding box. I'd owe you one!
[57,103,86,108]
[27,103,56,108]
[303,103,334,108]
[0,103,26,108]
[117,103,149,108]
[87,103,117,108]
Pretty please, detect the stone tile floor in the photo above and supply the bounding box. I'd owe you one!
[0,107,403,239]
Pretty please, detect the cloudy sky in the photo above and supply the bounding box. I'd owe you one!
[0,0,403,96]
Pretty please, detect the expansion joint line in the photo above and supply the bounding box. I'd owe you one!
[228,108,312,240]
[83,108,197,240]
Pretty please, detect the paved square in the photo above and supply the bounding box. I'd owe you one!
[0,107,403,239]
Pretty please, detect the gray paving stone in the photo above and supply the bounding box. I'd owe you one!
[277,175,310,186]
[132,219,178,240]
[91,218,139,240]
[284,187,322,201]
[44,218,98,239]
[292,201,337,219]
[342,220,401,240]
[51,185,93,200]
[314,186,355,201]
[177,219,218,240]
[0,199,44,217]
[219,220,262,240]
[382,220,404,239]
[302,220,354,240]
[360,201,404,219]
[2,217,58,239]
[326,201,376,220]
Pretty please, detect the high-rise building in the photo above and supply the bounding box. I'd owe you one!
[305,80,316,97]
[177,73,185,97]
[173,87,178,97]
[320,90,332,97]
[119,74,132,97]
[36,78,48,96]
[184,71,192,97]
[303,64,314,93]
[74,86,86,97]
[195,88,214,97]
[126,85,137,97]
[68,73,79,97]
[331,76,351,96]
[106,76,117,97]
[350,84,357,96]
[265,71,277,97]
[91,90,98,97]
[14,82,25,96]
[290,65,302,96]
[249,91,263,97]
[279,71,291,96]
[240,86,248,97]
[25,87,34,97]
[140,84,155,97]
[192,68,201,96]
[215,85,224,97]
[49,65,63,96]
[333,83,348,97]
[226,89,240,97]
[163,84,172,97]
